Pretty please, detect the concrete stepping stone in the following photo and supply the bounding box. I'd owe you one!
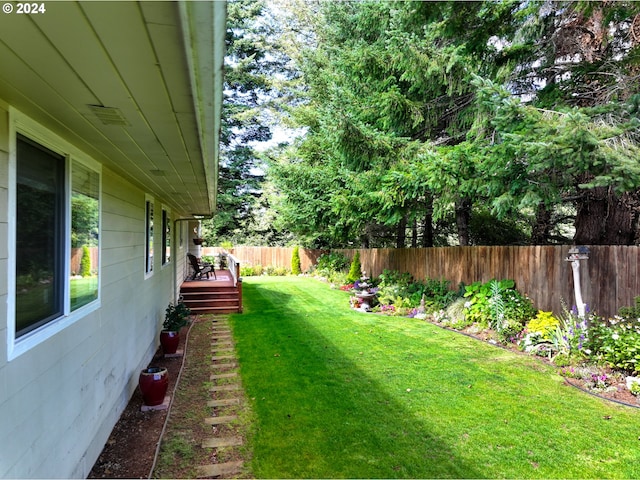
[210,362,237,369]
[210,372,238,380]
[212,355,235,361]
[195,461,243,478]
[207,398,240,407]
[202,436,243,448]
[211,347,234,353]
[204,415,238,425]
[211,335,233,341]
[209,384,241,392]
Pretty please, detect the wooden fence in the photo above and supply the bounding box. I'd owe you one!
[202,245,640,318]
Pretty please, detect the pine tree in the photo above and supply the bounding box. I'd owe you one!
[80,245,91,277]
[347,251,362,284]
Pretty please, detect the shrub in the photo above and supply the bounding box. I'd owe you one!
[291,246,301,275]
[463,279,534,342]
[240,265,255,276]
[587,317,640,374]
[618,296,640,321]
[376,271,458,312]
[80,245,91,277]
[274,266,289,276]
[347,251,362,283]
[316,252,350,277]
[526,311,561,340]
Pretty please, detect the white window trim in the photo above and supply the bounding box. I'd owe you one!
[144,194,155,279]
[7,107,102,361]
[161,205,171,268]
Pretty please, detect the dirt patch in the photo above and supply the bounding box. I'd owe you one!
[88,334,186,479]
[89,316,252,479]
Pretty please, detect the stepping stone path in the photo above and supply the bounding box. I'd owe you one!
[197,315,245,479]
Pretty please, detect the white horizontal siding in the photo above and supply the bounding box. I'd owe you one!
[0,104,179,478]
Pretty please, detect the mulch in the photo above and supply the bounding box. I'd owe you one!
[88,328,188,479]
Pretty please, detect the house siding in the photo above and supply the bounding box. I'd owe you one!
[0,103,185,478]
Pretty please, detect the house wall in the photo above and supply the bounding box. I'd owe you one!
[0,103,188,478]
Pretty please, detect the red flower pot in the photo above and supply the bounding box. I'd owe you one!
[160,330,180,354]
[138,367,168,406]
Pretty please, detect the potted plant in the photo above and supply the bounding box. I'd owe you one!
[138,366,168,406]
[160,300,191,354]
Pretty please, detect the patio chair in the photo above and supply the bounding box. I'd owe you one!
[187,253,216,280]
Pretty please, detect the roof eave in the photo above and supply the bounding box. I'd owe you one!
[179,0,226,215]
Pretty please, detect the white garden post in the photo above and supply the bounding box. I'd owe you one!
[566,246,590,318]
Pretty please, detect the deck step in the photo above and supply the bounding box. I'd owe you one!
[180,278,242,314]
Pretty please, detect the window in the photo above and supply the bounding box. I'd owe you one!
[14,134,101,339]
[71,162,100,310]
[162,207,171,266]
[145,197,154,276]
[15,135,66,336]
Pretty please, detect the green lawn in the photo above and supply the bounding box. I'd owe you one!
[231,276,640,479]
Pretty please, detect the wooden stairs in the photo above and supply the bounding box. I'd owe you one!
[180,269,242,315]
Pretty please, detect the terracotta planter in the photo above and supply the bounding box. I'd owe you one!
[160,330,180,354]
[138,367,168,406]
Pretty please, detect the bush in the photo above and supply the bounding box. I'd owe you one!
[526,311,560,340]
[240,264,265,276]
[618,296,640,321]
[587,317,640,374]
[347,251,362,283]
[462,279,534,343]
[291,246,301,275]
[315,252,350,278]
[376,271,458,312]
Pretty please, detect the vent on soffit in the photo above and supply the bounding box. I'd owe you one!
[88,105,130,126]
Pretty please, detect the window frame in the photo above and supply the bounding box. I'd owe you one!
[7,108,102,360]
[161,205,171,267]
[144,195,154,278]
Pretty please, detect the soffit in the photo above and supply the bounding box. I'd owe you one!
[0,1,225,216]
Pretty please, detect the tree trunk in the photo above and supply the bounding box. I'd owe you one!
[574,187,640,245]
[396,215,407,248]
[422,195,434,248]
[455,197,471,246]
[411,219,418,248]
[531,203,552,245]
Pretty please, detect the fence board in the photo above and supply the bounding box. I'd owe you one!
[207,245,640,318]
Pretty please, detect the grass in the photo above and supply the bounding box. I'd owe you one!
[232,276,640,479]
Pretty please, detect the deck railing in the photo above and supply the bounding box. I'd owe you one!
[226,252,243,313]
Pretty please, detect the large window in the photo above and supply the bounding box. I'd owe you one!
[14,134,101,339]
[15,135,65,336]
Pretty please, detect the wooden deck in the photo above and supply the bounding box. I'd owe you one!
[181,269,235,288]
[180,269,242,314]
